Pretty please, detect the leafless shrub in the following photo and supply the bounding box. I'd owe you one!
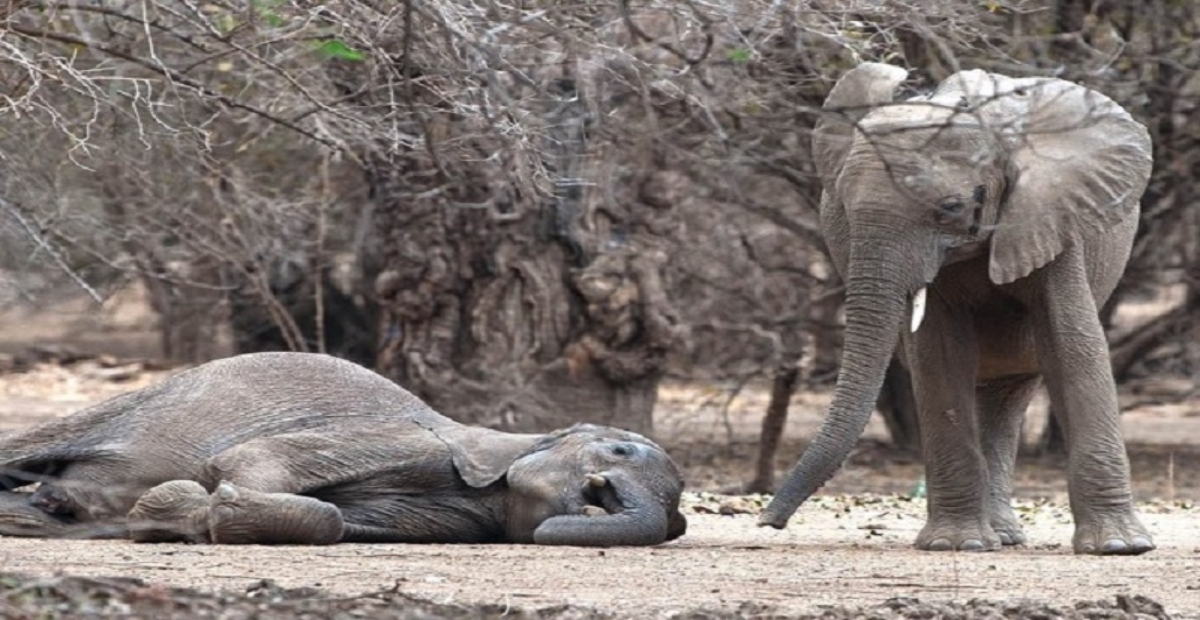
[1,0,1195,437]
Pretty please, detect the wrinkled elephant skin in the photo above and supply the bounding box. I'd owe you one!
[0,352,686,547]
[760,63,1154,555]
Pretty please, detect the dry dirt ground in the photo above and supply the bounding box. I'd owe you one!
[0,291,1198,618]
[0,363,1197,619]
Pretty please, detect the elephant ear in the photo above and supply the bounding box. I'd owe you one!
[432,426,542,488]
[976,76,1152,284]
[813,62,910,191]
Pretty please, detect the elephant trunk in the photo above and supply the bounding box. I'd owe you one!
[533,475,676,546]
[760,232,918,528]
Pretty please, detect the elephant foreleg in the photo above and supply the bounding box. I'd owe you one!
[127,480,343,545]
[1025,251,1154,555]
[128,434,371,545]
[207,482,343,544]
[904,295,999,552]
[976,374,1041,546]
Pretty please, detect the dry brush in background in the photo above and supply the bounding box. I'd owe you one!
[0,0,1195,457]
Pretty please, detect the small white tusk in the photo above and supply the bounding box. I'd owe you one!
[910,287,927,333]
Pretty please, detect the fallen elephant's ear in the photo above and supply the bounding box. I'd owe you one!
[433,426,542,488]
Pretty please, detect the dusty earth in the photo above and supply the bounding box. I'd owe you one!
[0,362,1197,619]
[0,291,1198,618]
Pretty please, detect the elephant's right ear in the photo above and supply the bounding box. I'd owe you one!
[433,426,542,488]
[813,63,910,191]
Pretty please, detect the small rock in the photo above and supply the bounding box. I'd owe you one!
[80,363,144,382]
[718,497,755,515]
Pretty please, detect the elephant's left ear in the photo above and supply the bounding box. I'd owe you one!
[981,76,1152,284]
[433,426,542,488]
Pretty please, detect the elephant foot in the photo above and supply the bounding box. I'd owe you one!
[989,505,1027,546]
[1072,512,1155,555]
[208,482,343,545]
[916,518,1001,552]
[128,480,212,543]
[28,484,76,516]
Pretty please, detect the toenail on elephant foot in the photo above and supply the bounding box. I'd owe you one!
[924,538,955,551]
[996,530,1026,546]
[1077,535,1156,556]
[922,537,995,552]
[917,521,1002,552]
[1073,518,1156,555]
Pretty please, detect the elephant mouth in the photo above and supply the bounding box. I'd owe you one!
[580,476,620,514]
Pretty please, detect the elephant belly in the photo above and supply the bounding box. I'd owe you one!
[976,321,1039,381]
[332,494,505,543]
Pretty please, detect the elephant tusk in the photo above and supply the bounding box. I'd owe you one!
[910,287,927,333]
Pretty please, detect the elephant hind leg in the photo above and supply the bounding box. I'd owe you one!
[976,373,1041,546]
[0,490,69,537]
[0,490,127,538]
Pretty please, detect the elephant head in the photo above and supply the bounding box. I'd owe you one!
[443,423,686,546]
[759,63,1152,528]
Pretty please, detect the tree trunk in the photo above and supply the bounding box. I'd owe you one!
[225,255,377,368]
[99,192,226,365]
[365,78,682,435]
[748,360,801,493]
[368,182,677,433]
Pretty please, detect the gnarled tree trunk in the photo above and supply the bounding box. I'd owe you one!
[365,78,683,434]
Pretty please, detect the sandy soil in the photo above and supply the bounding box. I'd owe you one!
[1,496,1196,618]
[1,361,1198,618]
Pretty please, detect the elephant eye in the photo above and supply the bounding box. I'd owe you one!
[973,185,987,204]
[609,443,637,458]
[939,198,966,214]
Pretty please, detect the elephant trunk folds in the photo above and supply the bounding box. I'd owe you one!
[532,474,671,547]
[760,237,914,528]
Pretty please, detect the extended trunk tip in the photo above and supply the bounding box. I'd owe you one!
[756,511,790,529]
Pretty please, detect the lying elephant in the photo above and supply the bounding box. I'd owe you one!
[0,352,687,546]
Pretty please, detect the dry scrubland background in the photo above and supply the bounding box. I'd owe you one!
[1,0,1199,617]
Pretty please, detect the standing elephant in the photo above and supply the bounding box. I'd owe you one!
[0,352,686,546]
[759,63,1154,555]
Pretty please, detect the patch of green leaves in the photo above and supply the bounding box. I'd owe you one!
[726,47,752,64]
[253,0,286,27]
[313,39,366,62]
